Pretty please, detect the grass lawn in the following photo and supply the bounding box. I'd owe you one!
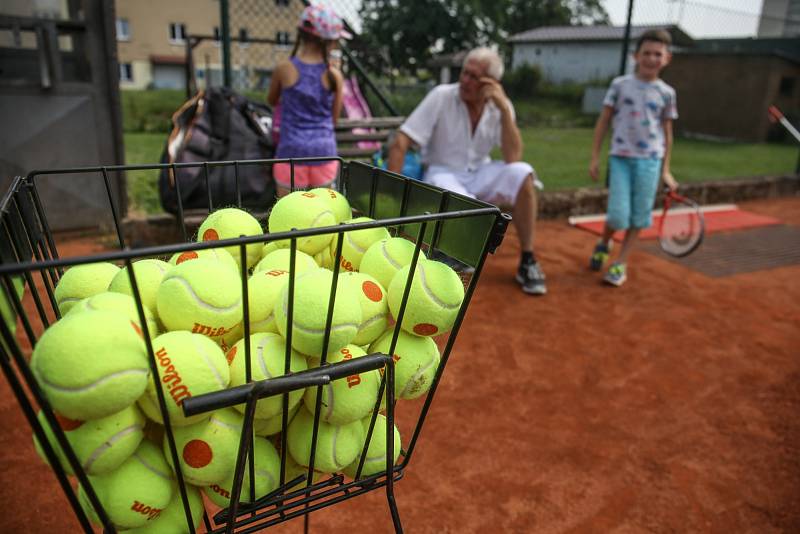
[125,129,798,214]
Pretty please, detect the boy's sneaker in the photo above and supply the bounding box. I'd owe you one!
[589,240,612,271]
[516,261,547,295]
[603,262,627,287]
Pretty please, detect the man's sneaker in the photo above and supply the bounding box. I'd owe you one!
[589,240,612,271]
[516,261,547,295]
[603,262,627,287]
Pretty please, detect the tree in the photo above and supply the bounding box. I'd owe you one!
[356,0,609,76]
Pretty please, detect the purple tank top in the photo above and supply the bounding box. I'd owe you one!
[275,57,337,162]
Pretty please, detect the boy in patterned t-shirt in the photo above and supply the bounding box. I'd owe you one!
[588,29,679,287]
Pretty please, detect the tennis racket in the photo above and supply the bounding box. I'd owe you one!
[657,189,704,257]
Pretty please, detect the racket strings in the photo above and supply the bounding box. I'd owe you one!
[659,201,703,256]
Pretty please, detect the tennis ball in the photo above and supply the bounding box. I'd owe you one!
[314,246,335,270]
[169,247,238,273]
[33,405,145,476]
[54,262,120,315]
[137,331,231,427]
[108,259,170,318]
[360,237,424,290]
[287,406,365,474]
[218,323,243,354]
[275,269,362,356]
[333,217,390,272]
[157,259,243,341]
[68,291,159,339]
[204,436,281,507]
[227,333,308,419]
[198,207,264,269]
[343,414,401,479]
[78,440,175,530]
[31,310,149,420]
[387,260,465,337]
[309,187,351,223]
[165,408,243,486]
[126,484,204,534]
[303,345,380,426]
[368,328,441,400]
[253,403,300,437]
[268,191,336,255]
[254,248,318,275]
[242,269,291,336]
[338,272,389,346]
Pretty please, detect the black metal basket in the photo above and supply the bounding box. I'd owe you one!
[0,158,509,533]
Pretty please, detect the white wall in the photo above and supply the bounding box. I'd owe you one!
[512,41,634,84]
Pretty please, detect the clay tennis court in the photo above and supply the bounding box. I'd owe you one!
[1,196,798,532]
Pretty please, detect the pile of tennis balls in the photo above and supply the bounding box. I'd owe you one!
[30,187,465,531]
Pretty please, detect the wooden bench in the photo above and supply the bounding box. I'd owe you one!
[335,116,405,159]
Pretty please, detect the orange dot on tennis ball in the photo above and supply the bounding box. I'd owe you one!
[203,229,219,241]
[183,440,213,468]
[226,346,237,365]
[176,251,198,264]
[413,323,438,336]
[56,413,84,431]
[362,281,383,302]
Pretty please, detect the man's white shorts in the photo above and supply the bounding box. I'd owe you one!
[424,161,541,207]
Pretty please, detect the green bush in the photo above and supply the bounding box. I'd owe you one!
[504,64,542,100]
[121,89,187,133]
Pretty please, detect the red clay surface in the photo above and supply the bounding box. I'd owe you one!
[1,197,798,533]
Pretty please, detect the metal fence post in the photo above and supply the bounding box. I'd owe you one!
[220,0,232,87]
[619,0,634,76]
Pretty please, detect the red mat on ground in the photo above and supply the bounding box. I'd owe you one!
[569,205,782,242]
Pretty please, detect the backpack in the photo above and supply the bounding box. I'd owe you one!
[158,87,276,214]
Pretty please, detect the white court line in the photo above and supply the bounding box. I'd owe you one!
[568,204,737,226]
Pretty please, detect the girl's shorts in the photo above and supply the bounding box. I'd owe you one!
[273,161,339,189]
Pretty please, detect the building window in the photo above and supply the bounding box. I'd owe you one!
[169,23,187,43]
[119,63,133,82]
[779,77,795,97]
[276,30,290,48]
[116,18,130,41]
[275,0,290,6]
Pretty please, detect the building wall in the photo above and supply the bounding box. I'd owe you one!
[512,41,632,84]
[758,0,800,37]
[662,54,800,142]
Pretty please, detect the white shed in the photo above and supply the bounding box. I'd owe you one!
[509,25,693,84]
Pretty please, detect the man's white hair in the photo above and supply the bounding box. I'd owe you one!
[464,47,504,81]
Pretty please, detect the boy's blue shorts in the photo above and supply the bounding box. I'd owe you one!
[606,155,662,230]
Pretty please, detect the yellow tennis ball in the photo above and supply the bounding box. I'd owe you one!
[314,246,335,270]
[254,248,318,275]
[108,259,170,318]
[309,187,351,223]
[31,310,149,420]
[268,191,336,255]
[387,260,465,337]
[33,405,145,476]
[242,269,291,335]
[360,237,424,290]
[287,406,365,474]
[54,262,120,315]
[368,328,441,400]
[333,217,390,272]
[126,484,205,534]
[137,331,230,427]
[78,440,175,530]
[68,291,159,339]
[275,269,362,356]
[198,207,264,269]
[303,345,380,426]
[227,332,308,419]
[253,403,301,437]
[168,247,238,272]
[157,259,243,340]
[343,414,401,479]
[204,436,281,508]
[338,271,389,346]
[165,408,243,486]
